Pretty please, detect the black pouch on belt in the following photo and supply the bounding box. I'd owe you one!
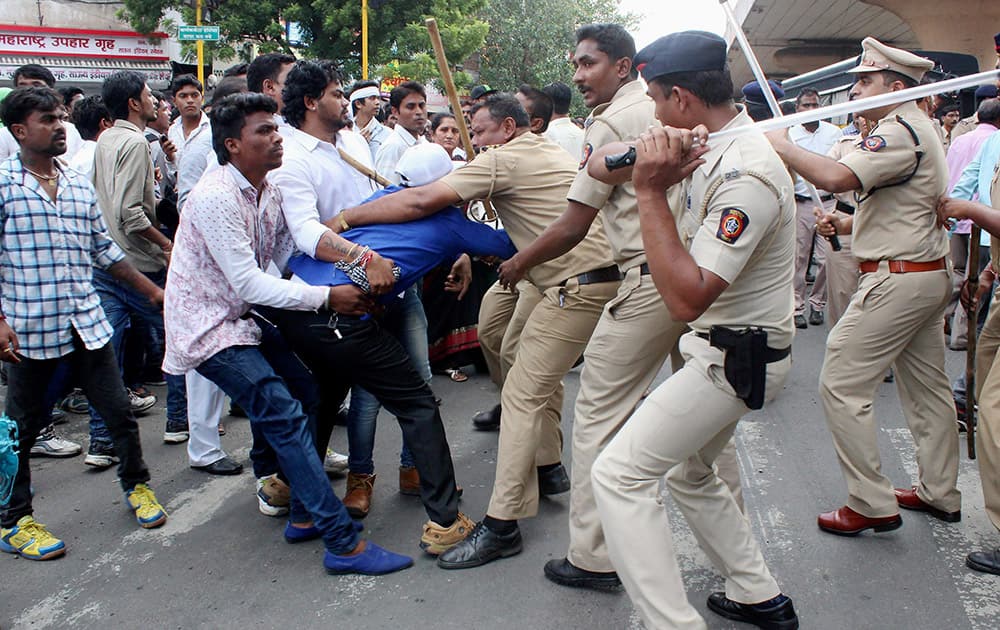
[707,325,768,410]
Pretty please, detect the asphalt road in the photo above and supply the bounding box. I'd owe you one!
[1,320,997,630]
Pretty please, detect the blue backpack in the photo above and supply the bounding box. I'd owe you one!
[0,414,18,505]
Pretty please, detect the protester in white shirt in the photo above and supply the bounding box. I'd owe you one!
[67,95,114,181]
[374,81,428,185]
[168,74,212,209]
[543,81,584,160]
[349,80,392,162]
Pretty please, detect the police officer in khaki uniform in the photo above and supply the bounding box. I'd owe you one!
[768,37,961,536]
[589,31,800,630]
[336,94,620,568]
[499,23,734,592]
[939,166,1000,575]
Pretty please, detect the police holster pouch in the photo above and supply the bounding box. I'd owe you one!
[707,326,772,410]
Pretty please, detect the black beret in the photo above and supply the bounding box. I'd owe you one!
[741,80,785,104]
[995,31,1000,53]
[634,31,727,83]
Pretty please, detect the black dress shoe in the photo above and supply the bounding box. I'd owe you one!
[966,548,1000,575]
[706,592,799,630]
[538,463,570,496]
[437,521,521,569]
[191,456,244,476]
[472,404,501,431]
[543,557,621,591]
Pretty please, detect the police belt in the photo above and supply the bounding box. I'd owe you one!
[858,257,946,274]
[695,332,791,363]
[835,200,855,215]
[795,193,834,202]
[560,264,622,286]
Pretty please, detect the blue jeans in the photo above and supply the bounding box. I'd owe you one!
[195,322,358,554]
[90,268,187,444]
[346,286,430,474]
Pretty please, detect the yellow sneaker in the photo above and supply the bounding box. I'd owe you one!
[0,515,66,560]
[420,511,475,556]
[126,483,168,529]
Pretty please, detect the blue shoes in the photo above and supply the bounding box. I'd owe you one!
[284,519,363,544]
[323,541,413,575]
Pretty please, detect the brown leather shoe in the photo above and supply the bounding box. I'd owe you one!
[343,472,375,519]
[399,466,421,496]
[817,505,902,536]
[894,487,961,522]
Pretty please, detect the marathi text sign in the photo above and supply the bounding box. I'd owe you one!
[0,26,169,60]
[0,63,171,87]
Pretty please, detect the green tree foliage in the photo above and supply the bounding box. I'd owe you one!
[478,0,637,115]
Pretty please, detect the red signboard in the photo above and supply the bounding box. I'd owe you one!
[0,24,169,60]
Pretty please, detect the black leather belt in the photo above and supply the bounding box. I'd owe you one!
[695,332,791,362]
[638,262,651,275]
[563,264,622,286]
[795,193,834,202]
[835,200,855,215]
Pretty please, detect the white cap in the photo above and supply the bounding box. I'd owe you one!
[395,143,454,187]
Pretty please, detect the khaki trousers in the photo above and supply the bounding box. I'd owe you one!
[820,265,961,517]
[824,232,857,328]
[794,199,830,315]
[477,280,561,467]
[567,268,692,572]
[593,334,788,630]
[487,278,618,520]
[974,293,1000,532]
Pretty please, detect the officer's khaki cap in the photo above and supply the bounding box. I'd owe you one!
[847,37,934,82]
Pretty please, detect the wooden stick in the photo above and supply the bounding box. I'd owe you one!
[425,18,496,220]
[965,225,980,459]
[337,147,391,187]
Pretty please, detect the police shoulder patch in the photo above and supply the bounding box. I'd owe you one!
[862,135,886,152]
[579,143,593,170]
[717,208,749,244]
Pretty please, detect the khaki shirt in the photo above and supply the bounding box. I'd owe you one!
[93,120,164,272]
[681,110,797,349]
[951,115,978,143]
[567,80,656,270]
[442,132,613,289]
[838,101,950,263]
[827,134,861,210]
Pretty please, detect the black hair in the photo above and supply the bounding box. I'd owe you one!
[151,90,167,105]
[101,70,147,121]
[575,24,638,80]
[977,98,1000,126]
[72,95,112,141]
[377,102,393,124]
[223,62,249,78]
[170,73,204,95]
[281,60,343,129]
[651,68,734,108]
[247,52,296,93]
[211,76,248,105]
[13,64,55,88]
[1,86,62,132]
[389,81,426,111]
[59,86,84,107]
[469,94,530,129]
[935,103,961,118]
[779,101,797,116]
[543,82,572,115]
[517,84,554,133]
[795,88,820,104]
[430,111,457,133]
[209,92,277,165]
[349,80,381,115]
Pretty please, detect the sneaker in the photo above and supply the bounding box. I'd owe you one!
[808,307,824,326]
[30,425,82,458]
[50,407,69,425]
[324,449,349,475]
[420,511,475,556]
[0,515,66,560]
[59,388,89,414]
[84,441,118,469]
[323,541,413,576]
[125,483,168,528]
[256,474,291,517]
[163,419,190,444]
[128,388,157,414]
[793,314,808,329]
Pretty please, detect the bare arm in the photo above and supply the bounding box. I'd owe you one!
[939,197,1000,237]
[634,127,725,322]
[331,181,462,233]
[586,141,635,185]
[107,259,164,307]
[766,131,861,193]
[497,201,599,288]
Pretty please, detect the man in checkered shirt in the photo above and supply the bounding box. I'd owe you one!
[0,87,169,561]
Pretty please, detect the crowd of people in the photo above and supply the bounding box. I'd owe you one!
[1,21,1000,630]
